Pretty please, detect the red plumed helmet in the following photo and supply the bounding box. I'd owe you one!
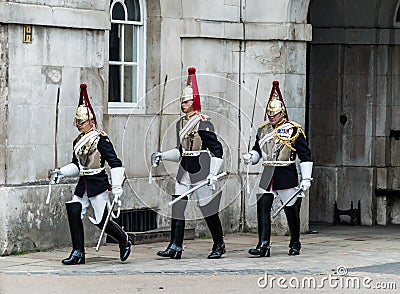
[265,80,288,121]
[74,83,97,127]
[180,67,201,112]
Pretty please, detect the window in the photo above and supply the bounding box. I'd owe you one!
[109,0,146,114]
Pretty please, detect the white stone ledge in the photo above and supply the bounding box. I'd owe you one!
[181,20,312,41]
[0,2,110,30]
[245,23,312,41]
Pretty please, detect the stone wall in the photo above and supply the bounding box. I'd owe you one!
[308,0,400,225]
[0,1,109,254]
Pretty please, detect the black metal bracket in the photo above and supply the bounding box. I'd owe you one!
[334,200,361,226]
[389,129,400,140]
[375,189,400,197]
[375,189,400,207]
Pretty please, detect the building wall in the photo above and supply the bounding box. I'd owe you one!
[308,0,400,225]
[0,0,110,254]
[0,0,312,254]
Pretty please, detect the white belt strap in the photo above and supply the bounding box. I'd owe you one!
[179,115,201,142]
[258,122,293,149]
[258,131,274,149]
[80,167,105,176]
[182,150,209,157]
[74,130,99,156]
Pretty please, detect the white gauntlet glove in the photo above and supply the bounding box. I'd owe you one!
[111,167,125,203]
[151,149,181,166]
[150,152,162,167]
[242,150,260,165]
[299,162,313,191]
[161,148,181,163]
[49,163,79,184]
[207,157,224,190]
[49,168,63,184]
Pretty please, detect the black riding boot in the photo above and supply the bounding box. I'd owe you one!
[164,218,177,249]
[96,209,132,262]
[204,213,225,259]
[157,195,187,259]
[157,219,185,259]
[62,202,85,265]
[156,217,176,257]
[248,193,273,257]
[284,199,301,256]
[200,194,225,259]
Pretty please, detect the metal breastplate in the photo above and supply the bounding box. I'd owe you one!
[262,124,294,162]
[76,135,103,171]
[181,121,202,152]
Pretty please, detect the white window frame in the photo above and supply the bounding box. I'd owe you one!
[108,0,146,114]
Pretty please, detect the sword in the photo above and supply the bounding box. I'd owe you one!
[95,176,126,251]
[168,171,229,206]
[95,198,118,252]
[46,168,53,204]
[46,169,60,205]
[245,79,259,194]
[47,87,61,205]
[148,152,161,184]
[272,188,304,218]
[149,75,168,184]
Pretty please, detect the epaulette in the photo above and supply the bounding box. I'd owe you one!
[288,121,306,139]
[289,121,301,128]
[97,130,108,137]
[258,121,270,129]
[198,113,209,121]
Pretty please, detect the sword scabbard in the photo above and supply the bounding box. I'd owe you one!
[168,171,229,206]
[272,188,303,218]
[95,201,116,252]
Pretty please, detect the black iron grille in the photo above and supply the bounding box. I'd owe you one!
[116,208,157,231]
[106,208,157,243]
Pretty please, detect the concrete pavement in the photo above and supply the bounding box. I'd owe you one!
[0,225,399,293]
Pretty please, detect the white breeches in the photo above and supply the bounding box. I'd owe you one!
[67,190,110,224]
[175,171,216,207]
[257,186,300,207]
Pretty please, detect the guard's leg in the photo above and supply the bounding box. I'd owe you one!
[199,192,225,259]
[283,196,302,256]
[167,218,177,248]
[96,208,132,261]
[248,193,273,257]
[62,202,85,265]
[157,195,188,259]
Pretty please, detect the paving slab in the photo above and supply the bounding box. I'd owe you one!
[0,225,399,293]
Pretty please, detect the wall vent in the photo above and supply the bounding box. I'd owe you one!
[106,208,157,243]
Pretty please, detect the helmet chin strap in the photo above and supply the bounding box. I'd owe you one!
[78,121,95,134]
[277,113,286,124]
[185,109,197,119]
[270,112,286,127]
[181,102,195,117]
[84,127,95,134]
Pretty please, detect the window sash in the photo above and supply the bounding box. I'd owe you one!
[108,0,145,112]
